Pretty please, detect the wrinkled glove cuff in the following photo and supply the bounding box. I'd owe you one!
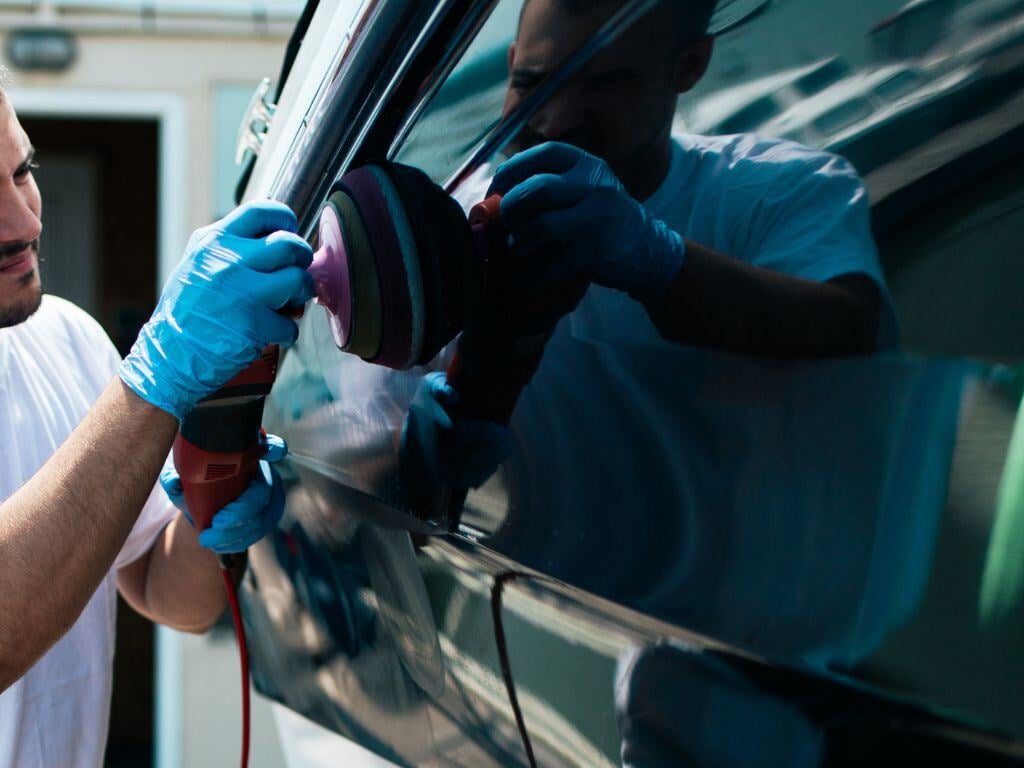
[119,323,200,420]
[118,316,256,421]
[627,213,687,304]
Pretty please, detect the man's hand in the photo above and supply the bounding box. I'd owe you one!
[400,373,512,500]
[118,201,315,420]
[489,142,686,301]
[160,434,288,554]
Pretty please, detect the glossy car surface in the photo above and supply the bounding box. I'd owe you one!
[240,0,1024,764]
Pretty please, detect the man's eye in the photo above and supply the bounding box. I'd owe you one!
[14,162,39,180]
[511,74,543,92]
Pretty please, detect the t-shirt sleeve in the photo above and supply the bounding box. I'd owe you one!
[745,148,880,282]
[115,454,178,569]
[47,299,180,569]
[740,146,900,347]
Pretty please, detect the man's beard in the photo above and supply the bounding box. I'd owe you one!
[0,239,43,329]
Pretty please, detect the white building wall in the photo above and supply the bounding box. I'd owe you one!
[3,25,295,768]
[6,33,290,234]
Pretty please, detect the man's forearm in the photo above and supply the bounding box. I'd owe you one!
[118,516,231,634]
[646,240,882,357]
[0,378,178,691]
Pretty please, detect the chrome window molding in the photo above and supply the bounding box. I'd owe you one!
[267,0,500,236]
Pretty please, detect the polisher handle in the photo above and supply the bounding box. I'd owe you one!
[172,434,265,533]
[172,346,280,532]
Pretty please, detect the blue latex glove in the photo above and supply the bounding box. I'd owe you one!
[160,434,288,554]
[400,372,512,494]
[489,141,687,301]
[119,201,315,420]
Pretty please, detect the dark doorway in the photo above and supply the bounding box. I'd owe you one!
[22,116,159,354]
[21,115,160,768]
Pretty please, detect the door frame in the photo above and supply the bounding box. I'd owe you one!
[10,88,188,286]
[8,86,188,768]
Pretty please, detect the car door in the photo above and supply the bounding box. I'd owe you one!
[240,0,1024,765]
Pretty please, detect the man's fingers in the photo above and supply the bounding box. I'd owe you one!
[263,434,288,463]
[500,174,587,232]
[247,266,316,312]
[219,200,298,239]
[489,142,584,195]
[200,526,257,553]
[507,208,570,256]
[511,202,595,254]
[241,231,314,272]
[199,464,283,553]
[424,371,459,407]
[210,478,272,529]
[257,310,302,346]
[159,467,183,498]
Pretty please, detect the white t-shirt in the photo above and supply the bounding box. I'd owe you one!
[0,295,176,768]
[279,134,942,668]
[557,133,898,348]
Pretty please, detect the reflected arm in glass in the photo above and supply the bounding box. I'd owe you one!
[459,0,897,357]
[647,243,883,357]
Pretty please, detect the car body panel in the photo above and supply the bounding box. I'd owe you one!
[239,0,1024,764]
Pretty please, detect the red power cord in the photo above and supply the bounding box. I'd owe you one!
[220,563,251,768]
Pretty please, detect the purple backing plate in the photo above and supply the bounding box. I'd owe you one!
[309,202,354,349]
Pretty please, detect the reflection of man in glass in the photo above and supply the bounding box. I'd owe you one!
[491,0,898,356]
[404,0,900,495]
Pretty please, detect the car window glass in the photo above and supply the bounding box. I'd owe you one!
[392,0,525,184]
[813,97,876,135]
[267,2,1024,759]
[872,69,926,101]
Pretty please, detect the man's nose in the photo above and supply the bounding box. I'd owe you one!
[0,186,41,245]
[530,83,585,140]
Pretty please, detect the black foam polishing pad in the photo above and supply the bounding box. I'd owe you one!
[310,161,484,370]
[383,162,477,365]
[340,166,418,370]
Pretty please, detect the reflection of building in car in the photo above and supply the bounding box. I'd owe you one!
[686,0,1024,176]
[681,57,851,135]
[756,63,977,173]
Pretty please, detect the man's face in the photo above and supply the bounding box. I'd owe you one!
[0,97,42,328]
[503,0,704,191]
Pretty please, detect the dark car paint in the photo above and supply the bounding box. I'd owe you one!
[240,0,1024,764]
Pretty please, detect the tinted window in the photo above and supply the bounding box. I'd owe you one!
[813,97,875,135]
[794,56,850,95]
[872,68,927,101]
[715,94,779,134]
[263,0,1024,763]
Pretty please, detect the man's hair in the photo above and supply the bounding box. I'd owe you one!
[519,0,718,40]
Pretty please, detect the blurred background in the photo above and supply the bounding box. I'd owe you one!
[0,2,303,765]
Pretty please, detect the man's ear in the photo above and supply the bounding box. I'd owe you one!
[672,36,714,94]
[507,42,517,78]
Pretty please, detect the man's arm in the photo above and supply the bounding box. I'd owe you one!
[117,516,232,634]
[489,142,887,358]
[646,240,881,357]
[0,201,313,693]
[0,380,177,691]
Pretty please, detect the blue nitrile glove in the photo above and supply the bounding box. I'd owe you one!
[160,434,288,554]
[489,141,687,301]
[119,201,315,420]
[399,372,512,495]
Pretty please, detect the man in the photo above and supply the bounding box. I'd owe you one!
[403,0,899,495]
[0,79,314,766]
